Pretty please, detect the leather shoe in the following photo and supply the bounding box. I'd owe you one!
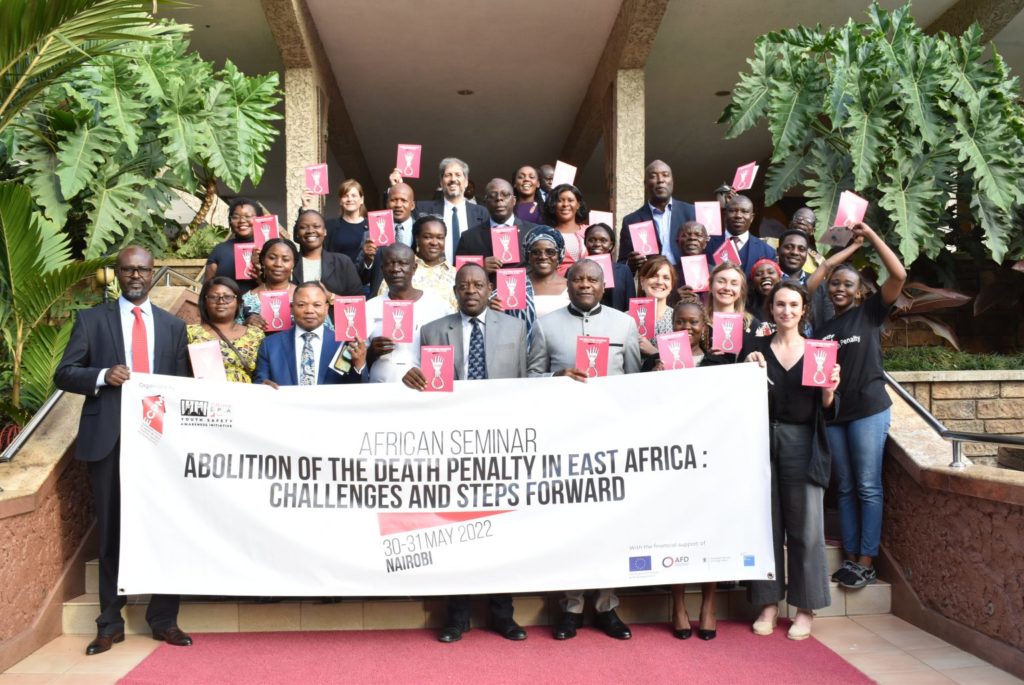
[491,618,527,641]
[553,612,582,640]
[86,632,124,655]
[152,626,193,646]
[673,626,693,639]
[595,610,632,640]
[438,623,468,643]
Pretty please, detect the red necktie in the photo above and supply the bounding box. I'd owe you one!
[132,306,150,373]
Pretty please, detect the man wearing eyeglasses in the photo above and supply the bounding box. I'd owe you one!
[456,178,536,275]
[55,246,194,656]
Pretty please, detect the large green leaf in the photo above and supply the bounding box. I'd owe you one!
[896,40,944,146]
[19,321,73,409]
[804,140,854,235]
[764,147,810,205]
[938,24,987,109]
[876,149,943,264]
[217,60,281,187]
[970,192,1014,264]
[767,52,826,159]
[0,182,40,317]
[845,95,892,189]
[19,136,70,227]
[93,54,146,154]
[55,123,117,198]
[83,170,149,258]
[718,39,774,139]
[949,96,1024,211]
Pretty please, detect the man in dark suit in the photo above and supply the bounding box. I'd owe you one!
[618,160,696,273]
[456,178,536,275]
[704,194,777,275]
[413,157,490,262]
[401,263,542,643]
[54,246,193,656]
[254,282,366,387]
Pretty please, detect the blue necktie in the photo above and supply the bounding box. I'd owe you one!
[467,318,486,380]
[300,331,317,385]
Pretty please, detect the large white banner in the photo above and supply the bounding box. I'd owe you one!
[119,363,774,596]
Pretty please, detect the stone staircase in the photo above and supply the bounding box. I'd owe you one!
[63,543,891,634]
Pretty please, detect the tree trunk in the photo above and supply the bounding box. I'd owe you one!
[176,175,219,248]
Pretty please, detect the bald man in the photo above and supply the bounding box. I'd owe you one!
[618,160,696,272]
[360,182,419,293]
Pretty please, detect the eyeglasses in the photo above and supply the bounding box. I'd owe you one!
[485,192,514,201]
[528,248,559,258]
[229,214,256,222]
[205,294,237,303]
[118,266,154,276]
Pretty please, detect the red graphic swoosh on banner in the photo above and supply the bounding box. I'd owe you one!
[377,510,514,536]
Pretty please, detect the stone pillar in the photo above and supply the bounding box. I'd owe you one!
[284,67,323,224]
[605,69,645,247]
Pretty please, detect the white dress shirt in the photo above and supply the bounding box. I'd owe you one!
[460,312,487,379]
[727,230,750,251]
[97,296,155,388]
[365,289,452,382]
[443,199,469,263]
[294,324,326,383]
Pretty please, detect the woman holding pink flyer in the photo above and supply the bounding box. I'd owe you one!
[744,281,840,641]
[811,222,907,591]
[544,184,588,276]
[704,262,760,357]
[188,277,264,383]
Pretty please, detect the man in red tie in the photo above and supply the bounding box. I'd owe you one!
[55,246,193,655]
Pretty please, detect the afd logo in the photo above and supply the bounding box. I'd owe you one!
[629,556,652,572]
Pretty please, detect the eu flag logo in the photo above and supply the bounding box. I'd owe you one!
[629,556,652,572]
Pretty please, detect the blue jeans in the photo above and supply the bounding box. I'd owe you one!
[827,408,891,558]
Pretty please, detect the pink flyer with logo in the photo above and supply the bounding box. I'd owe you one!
[575,336,609,378]
[420,345,454,392]
[333,296,367,342]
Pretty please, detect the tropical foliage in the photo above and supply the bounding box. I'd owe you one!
[719,1,1024,267]
[2,22,281,259]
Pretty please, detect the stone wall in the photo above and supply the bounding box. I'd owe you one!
[890,371,1024,464]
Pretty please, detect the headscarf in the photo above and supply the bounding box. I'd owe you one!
[749,258,782,281]
[523,225,566,263]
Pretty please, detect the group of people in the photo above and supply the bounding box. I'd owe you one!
[55,156,906,654]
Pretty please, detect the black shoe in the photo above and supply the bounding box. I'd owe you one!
[697,628,717,640]
[491,618,527,641]
[438,623,468,643]
[152,626,193,647]
[553,612,582,640]
[86,632,124,655]
[673,626,693,640]
[594,609,632,639]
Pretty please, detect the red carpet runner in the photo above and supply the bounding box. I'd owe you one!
[119,622,872,684]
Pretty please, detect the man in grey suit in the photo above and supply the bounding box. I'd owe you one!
[400,263,540,643]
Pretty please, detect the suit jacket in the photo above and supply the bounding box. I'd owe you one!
[54,300,189,462]
[253,328,362,385]
[456,216,536,263]
[293,251,363,297]
[418,310,545,379]
[704,233,777,275]
[618,199,696,265]
[415,200,491,252]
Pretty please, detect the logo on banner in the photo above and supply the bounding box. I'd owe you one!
[744,554,756,567]
[139,395,166,444]
[179,399,233,428]
[662,555,691,568]
[629,556,652,572]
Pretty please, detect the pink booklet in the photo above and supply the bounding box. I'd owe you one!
[333,295,367,342]
[367,210,396,246]
[490,226,521,263]
[396,144,422,178]
[628,297,656,339]
[694,201,723,236]
[455,255,485,269]
[552,160,577,187]
[576,336,610,378]
[802,339,839,387]
[589,253,615,288]
[680,255,710,292]
[259,290,292,332]
[657,331,695,370]
[628,220,659,256]
[252,215,280,248]
[833,190,868,227]
[713,238,741,266]
[732,161,759,191]
[496,268,527,311]
[712,312,743,354]
[588,210,614,227]
[304,164,329,195]
[421,345,454,392]
[188,340,227,381]
[233,243,257,281]
[383,299,414,342]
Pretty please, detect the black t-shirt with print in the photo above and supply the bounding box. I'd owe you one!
[814,291,892,423]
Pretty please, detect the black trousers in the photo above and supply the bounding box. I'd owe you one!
[88,444,180,635]
[446,594,515,627]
